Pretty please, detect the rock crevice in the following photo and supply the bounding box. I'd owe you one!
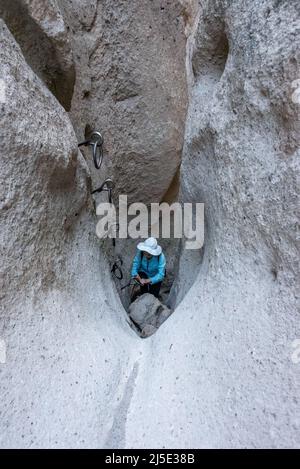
[0,0,299,449]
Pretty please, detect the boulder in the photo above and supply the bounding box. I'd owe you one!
[128,293,172,337]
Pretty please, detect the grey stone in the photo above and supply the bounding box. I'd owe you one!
[0,0,299,451]
[125,0,300,450]
[0,18,137,449]
[128,293,172,334]
[61,0,189,204]
[0,0,75,110]
[141,325,157,339]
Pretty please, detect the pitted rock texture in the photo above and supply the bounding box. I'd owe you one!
[0,0,299,450]
[0,19,87,301]
[57,0,191,315]
[124,0,300,449]
[0,18,141,449]
[60,0,189,204]
[0,0,75,110]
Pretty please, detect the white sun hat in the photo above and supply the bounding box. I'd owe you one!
[137,237,162,256]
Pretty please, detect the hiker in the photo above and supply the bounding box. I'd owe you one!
[131,237,166,298]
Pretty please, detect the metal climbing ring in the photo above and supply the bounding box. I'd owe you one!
[111,258,123,280]
[91,178,115,201]
[78,131,104,170]
[90,131,104,169]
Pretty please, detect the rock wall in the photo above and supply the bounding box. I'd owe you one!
[0,18,142,448]
[0,0,299,449]
[0,0,189,448]
[124,0,300,448]
[0,0,75,111]
[59,0,188,204]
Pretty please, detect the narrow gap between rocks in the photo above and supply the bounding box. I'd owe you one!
[94,168,204,339]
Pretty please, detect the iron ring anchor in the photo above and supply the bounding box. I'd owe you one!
[91,177,114,203]
[78,131,104,169]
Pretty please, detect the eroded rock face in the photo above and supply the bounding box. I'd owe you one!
[176,0,300,305]
[0,1,190,449]
[0,19,140,449]
[60,0,189,204]
[56,0,191,316]
[0,0,299,450]
[124,0,300,449]
[0,0,75,110]
[0,19,87,302]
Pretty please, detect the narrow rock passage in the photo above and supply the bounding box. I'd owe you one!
[0,0,299,450]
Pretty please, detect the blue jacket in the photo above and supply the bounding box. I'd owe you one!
[131,250,166,285]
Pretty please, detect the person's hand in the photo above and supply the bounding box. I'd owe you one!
[134,276,151,285]
[142,278,151,285]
